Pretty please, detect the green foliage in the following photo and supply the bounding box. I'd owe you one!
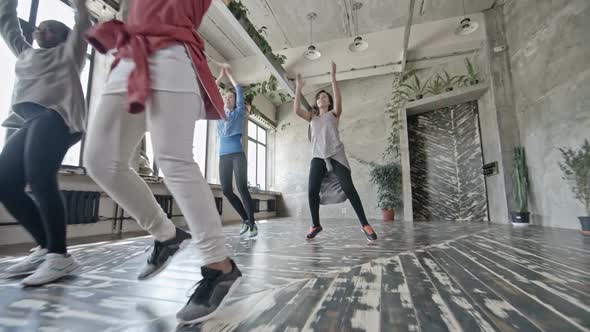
[427,75,445,95]
[442,71,463,90]
[400,74,430,99]
[513,147,529,212]
[227,1,287,65]
[239,75,292,116]
[383,72,409,161]
[559,139,590,215]
[464,58,479,85]
[370,163,403,210]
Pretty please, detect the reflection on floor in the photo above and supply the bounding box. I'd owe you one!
[0,218,589,332]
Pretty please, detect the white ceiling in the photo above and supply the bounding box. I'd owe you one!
[103,0,496,62]
[238,0,497,50]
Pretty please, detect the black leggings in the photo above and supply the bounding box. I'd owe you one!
[0,105,80,254]
[219,152,255,224]
[308,158,369,227]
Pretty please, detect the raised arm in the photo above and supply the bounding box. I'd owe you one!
[294,74,312,122]
[216,67,226,86]
[225,67,246,113]
[0,0,32,56]
[65,0,92,72]
[331,61,342,117]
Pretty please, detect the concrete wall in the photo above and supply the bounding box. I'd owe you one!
[503,0,590,229]
[275,74,394,220]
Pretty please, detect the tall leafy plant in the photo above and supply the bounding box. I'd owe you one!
[370,163,403,210]
[559,139,590,215]
[513,147,529,212]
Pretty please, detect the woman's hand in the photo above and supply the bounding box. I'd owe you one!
[296,73,305,90]
[331,61,337,79]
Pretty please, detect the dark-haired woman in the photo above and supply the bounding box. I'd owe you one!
[293,62,377,241]
[216,67,258,238]
[0,0,91,286]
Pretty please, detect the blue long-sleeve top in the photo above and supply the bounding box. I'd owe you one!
[217,84,246,155]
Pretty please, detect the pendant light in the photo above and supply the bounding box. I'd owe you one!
[304,12,322,60]
[455,0,479,36]
[348,2,368,52]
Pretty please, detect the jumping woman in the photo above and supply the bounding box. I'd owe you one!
[216,66,258,238]
[294,62,377,242]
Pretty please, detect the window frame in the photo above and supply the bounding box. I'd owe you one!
[247,119,267,190]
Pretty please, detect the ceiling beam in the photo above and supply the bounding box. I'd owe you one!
[400,0,416,72]
[210,0,312,110]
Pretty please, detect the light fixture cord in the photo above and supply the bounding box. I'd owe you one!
[309,16,313,45]
[462,0,466,17]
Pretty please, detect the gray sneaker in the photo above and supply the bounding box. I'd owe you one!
[21,253,80,287]
[176,260,242,325]
[6,248,48,276]
[137,228,191,280]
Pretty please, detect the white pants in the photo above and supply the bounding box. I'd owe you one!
[84,91,229,266]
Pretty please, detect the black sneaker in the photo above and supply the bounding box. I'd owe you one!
[176,260,242,324]
[137,227,192,280]
[362,225,378,242]
[306,226,323,239]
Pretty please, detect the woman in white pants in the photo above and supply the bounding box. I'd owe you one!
[83,0,242,324]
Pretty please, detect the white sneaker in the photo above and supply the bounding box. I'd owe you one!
[21,253,80,287]
[6,248,48,275]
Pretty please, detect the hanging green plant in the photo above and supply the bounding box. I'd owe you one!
[227,1,287,65]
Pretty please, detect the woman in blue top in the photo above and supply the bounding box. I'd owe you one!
[216,67,258,237]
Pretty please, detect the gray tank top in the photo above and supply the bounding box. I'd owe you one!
[310,111,349,167]
[310,111,350,205]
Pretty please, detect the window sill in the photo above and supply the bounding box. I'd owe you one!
[57,168,281,196]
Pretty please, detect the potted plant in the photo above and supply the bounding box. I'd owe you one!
[370,163,403,221]
[559,139,590,235]
[464,58,479,86]
[401,74,430,100]
[441,71,463,91]
[511,146,530,225]
[427,75,445,95]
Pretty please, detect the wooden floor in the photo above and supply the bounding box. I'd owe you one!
[0,218,588,332]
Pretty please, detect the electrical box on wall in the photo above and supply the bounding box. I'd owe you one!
[483,162,499,176]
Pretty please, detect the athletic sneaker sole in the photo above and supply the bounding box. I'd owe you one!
[137,238,191,281]
[4,270,36,278]
[176,276,243,325]
[21,262,81,287]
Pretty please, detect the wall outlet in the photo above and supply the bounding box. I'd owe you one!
[341,208,347,214]
[493,45,506,53]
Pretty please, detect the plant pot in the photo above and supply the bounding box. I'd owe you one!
[445,87,454,92]
[580,216,590,236]
[382,209,395,221]
[511,212,530,226]
[416,94,424,100]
